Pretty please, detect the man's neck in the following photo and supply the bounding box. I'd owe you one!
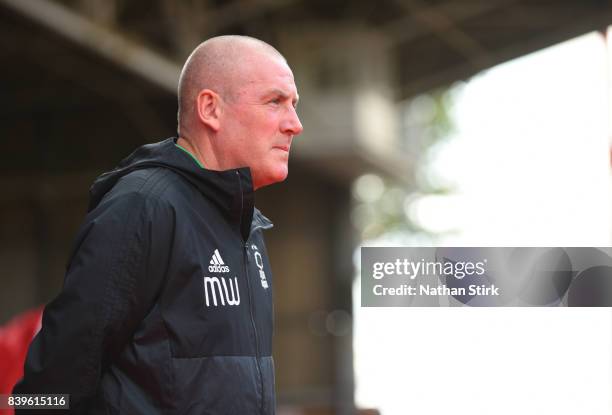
[176,136,221,170]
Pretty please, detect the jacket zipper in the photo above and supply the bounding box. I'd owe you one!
[236,171,265,415]
[244,244,265,414]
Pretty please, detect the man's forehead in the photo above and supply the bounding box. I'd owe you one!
[239,57,298,93]
[246,55,294,81]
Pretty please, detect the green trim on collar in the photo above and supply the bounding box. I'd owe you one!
[175,143,205,169]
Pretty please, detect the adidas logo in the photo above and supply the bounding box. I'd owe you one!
[208,249,230,273]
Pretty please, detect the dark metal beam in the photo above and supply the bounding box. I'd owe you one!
[202,0,298,36]
[384,0,520,45]
[391,0,493,68]
[0,0,180,93]
[398,7,612,98]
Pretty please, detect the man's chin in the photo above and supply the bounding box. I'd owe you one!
[253,168,288,190]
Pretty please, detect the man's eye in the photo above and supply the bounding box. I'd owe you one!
[269,98,281,105]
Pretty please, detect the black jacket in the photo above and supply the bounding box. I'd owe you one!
[14,138,276,414]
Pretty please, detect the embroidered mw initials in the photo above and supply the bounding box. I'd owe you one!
[203,276,240,306]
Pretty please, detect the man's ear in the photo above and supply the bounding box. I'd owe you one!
[196,89,222,132]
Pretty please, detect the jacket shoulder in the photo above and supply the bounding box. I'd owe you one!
[105,167,193,207]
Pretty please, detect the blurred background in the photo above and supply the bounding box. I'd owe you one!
[1,0,612,414]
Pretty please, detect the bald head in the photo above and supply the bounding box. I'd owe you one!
[177,35,286,135]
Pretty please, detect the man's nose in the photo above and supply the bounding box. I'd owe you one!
[281,107,303,136]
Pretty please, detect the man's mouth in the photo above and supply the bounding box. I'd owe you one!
[273,145,290,152]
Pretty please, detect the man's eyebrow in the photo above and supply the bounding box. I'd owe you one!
[264,89,300,103]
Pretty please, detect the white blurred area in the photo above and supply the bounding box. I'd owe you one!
[353,31,612,415]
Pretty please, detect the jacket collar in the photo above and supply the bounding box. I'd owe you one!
[89,137,266,241]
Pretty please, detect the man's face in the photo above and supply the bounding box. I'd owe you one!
[218,52,303,190]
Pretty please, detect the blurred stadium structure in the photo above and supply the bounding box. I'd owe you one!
[1,0,612,414]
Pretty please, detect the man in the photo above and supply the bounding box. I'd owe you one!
[13,35,302,414]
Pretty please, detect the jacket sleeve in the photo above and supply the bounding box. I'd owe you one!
[12,190,175,412]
